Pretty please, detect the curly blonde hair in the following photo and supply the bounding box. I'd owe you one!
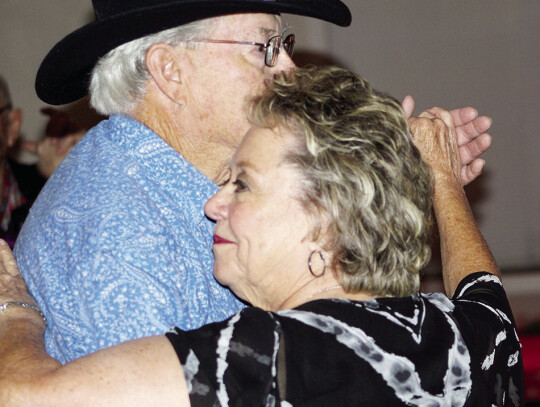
[250,66,433,297]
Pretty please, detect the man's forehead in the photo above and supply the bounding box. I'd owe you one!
[249,15,285,39]
[214,13,283,37]
[260,23,284,37]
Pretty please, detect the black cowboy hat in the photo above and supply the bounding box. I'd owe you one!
[35,0,351,105]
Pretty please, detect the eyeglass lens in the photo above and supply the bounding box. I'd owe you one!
[266,34,295,67]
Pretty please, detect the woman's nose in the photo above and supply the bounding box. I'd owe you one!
[204,189,228,221]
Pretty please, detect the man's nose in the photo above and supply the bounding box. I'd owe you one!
[273,48,296,73]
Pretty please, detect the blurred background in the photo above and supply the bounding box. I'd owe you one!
[1,0,539,401]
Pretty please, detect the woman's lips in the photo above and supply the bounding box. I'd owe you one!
[213,234,234,244]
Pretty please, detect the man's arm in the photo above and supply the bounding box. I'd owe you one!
[0,240,190,407]
[14,183,195,362]
[402,95,492,185]
[409,108,500,298]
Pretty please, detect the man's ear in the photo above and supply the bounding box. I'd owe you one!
[6,108,22,147]
[145,43,185,105]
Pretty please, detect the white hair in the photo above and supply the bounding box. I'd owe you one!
[90,18,215,115]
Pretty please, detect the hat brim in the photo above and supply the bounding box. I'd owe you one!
[35,0,352,105]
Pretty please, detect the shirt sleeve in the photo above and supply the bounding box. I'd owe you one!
[451,272,524,405]
[18,184,192,361]
[15,118,243,364]
[166,307,282,407]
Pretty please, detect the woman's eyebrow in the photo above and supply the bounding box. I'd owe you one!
[234,160,259,173]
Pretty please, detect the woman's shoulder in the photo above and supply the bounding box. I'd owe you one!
[168,307,279,350]
[273,272,514,344]
[272,298,470,404]
[276,296,451,352]
[451,271,506,302]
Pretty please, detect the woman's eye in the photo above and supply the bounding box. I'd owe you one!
[233,179,248,193]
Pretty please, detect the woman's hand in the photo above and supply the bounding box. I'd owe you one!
[0,241,189,407]
[408,107,462,190]
[0,239,40,315]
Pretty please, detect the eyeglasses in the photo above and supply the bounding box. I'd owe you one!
[192,34,295,67]
[0,103,12,115]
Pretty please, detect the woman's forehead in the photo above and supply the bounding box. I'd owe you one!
[233,126,294,170]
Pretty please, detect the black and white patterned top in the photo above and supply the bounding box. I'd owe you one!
[166,272,523,406]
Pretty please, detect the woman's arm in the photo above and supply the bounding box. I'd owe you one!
[0,240,190,407]
[410,109,500,298]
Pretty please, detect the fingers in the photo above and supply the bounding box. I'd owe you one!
[401,95,415,118]
[0,239,21,277]
[423,107,456,131]
[454,115,492,147]
[0,240,36,307]
[458,132,492,166]
[461,158,486,186]
[418,111,435,119]
[449,106,478,127]
[442,106,492,147]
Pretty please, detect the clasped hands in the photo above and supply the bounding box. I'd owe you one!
[403,95,491,186]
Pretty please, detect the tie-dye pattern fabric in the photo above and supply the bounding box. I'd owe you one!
[167,272,523,406]
[15,115,244,363]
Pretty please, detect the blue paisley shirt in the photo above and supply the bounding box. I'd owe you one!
[15,115,244,364]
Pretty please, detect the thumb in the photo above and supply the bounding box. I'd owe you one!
[401,95,415,118]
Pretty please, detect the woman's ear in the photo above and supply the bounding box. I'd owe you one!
[145,43,185,106]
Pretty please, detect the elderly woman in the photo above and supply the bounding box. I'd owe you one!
[0,66,522,406]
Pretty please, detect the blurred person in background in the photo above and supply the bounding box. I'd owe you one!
[0,75,84,248]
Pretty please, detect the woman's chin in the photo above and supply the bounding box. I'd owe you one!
[213,264,234,288]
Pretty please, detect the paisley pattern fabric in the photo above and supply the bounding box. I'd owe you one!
[15,115,244,363]
[167,272,523,406]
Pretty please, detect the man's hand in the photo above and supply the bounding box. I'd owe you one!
[402,95,492,185]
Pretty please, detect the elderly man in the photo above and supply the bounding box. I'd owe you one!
[16,0,491,364]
